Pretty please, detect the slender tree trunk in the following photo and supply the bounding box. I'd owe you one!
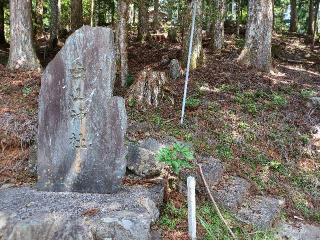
[49,0,60,49]
[236,0,241,36]
[308,0,315,35]
[71,0,83,31]
[289,0,297,32]
[35,0,44,36]
[137,0,149,42]
[8,0,40,70]
[90,0,95,26]
[118,0,129,86]
[183,0,204,70]
[237,0,273,72]
[0,0,6,44]
[212,0,226,50]
[312,0,319,48]
[153,0,160,30]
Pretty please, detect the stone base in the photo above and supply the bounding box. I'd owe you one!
[0,185,163,240]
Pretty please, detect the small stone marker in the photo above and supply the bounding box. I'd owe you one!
[37,26,127,194]
[187,176,197,240]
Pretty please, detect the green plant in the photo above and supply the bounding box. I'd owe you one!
[159,202,187,229]
[128,98,137,108]
[22,86,32,97]
[216,144,233,160]
[126,73,134,87]
[301,89,317,99]
[156,143,194,174]
[186,97,201,109]
[271,94,287,107]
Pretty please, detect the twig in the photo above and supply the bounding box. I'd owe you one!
[197,164,237,240]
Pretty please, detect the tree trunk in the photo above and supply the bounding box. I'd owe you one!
[212,0,226,50]
[35,0,44,36]
[7,0,40,70]
[237,0,273,72]
[308,0,315,35]
[153,0,160,30]
[236,0,241,36]
[49,0,60,49]
[289,0,297,32]
[312,0,319,48]
[137,0,149,42]
[118,0,129,86]
[90,0,95,26]
[182,0,203,70]
[0,0,6,44]
[71,0,83,31]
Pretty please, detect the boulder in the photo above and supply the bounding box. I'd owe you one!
[128,68,168,107]
[236,196,285,230]
[37,26,127,194]
[215,177,251,211]
[0,185,163,240]
[127,138,165,177]
[169,59,182,80]
[276,222,320,240]
[201,158,224,187]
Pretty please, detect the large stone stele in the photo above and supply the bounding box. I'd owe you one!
[37,26,127,194]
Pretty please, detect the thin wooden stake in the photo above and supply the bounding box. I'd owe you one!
[187,176,197,240]
[198,164,237,240]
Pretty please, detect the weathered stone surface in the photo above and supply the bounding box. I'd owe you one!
[169,59,182,80]
[37,26,127,194]
[0,185,163,240]
[201,158,224,187]
[127,138,165,177]
[276,222,320,240]
[215,177,251,211]
[236,196,285,230]
[310,97,320,107]
[128,67,168,107]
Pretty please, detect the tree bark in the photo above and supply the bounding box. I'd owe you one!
[289,0,297,32]
[237,0,273,72]
[153,0,160,30]
[0,0,6,44]
[7,0,40,70]
[236,0,241,36]
[90,0,95,26]
[49,0,60,49]
[71,0,83,32]
[35,0,44,36]
[182,0,203,70]
[212,0,226,50]
[118,0,129,86]
[308,0,315,35]
[137,0,149,42]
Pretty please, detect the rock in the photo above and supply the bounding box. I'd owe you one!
[201,158,224,187]
[127,138,165,177]
[169,59,182,80]
[310,97,320,107]
[0,185,163,240]
[128,67,168,107]
[215,177,251,211]
[37,26,127,194]
[236,196,285,230]
[27,144,37,176]
[276,222,320,240]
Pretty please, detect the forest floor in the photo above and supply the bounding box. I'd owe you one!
[0,33,319,239]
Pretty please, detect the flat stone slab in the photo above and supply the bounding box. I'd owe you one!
[236,196,285,230]
[215,176,251,211]
[201,157,224,187]
[0,185,163,240]
[276,222,320,240]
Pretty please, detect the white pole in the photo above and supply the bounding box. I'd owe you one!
[187,176,197,240]
[180,0,197,125]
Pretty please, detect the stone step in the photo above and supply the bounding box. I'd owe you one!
[0,185,164,240]
[213,176,251,211]
[276,222,320,240]
[235,196,285,230]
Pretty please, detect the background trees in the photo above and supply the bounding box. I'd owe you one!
[1,0,319,72]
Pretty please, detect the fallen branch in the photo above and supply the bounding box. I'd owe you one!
[197,164,237,240]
